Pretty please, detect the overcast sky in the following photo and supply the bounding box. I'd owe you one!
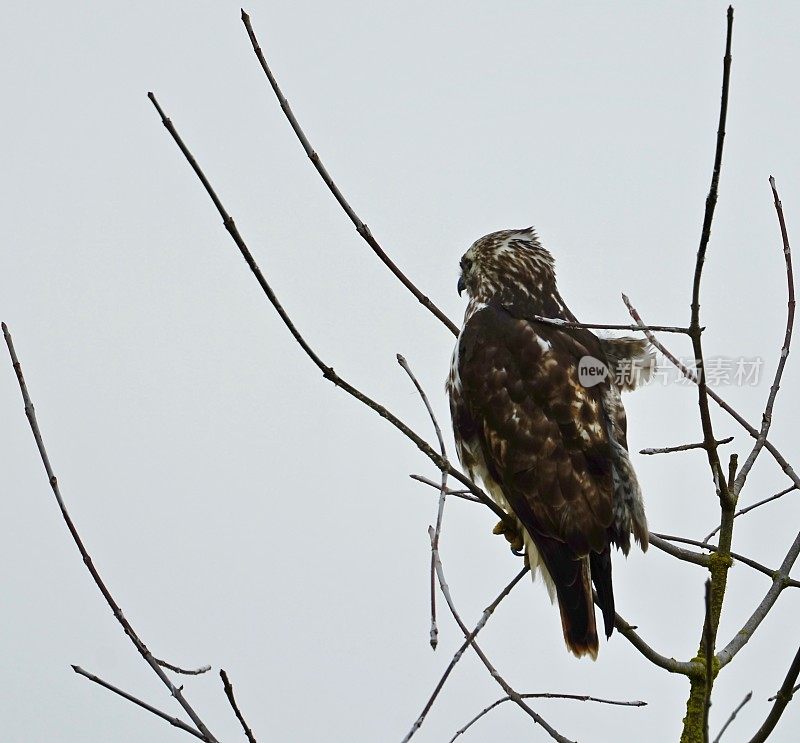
[3,2,800,741]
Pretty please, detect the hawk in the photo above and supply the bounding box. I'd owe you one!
[446,227,651,659]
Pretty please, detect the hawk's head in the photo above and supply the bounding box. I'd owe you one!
[457,227,556,305]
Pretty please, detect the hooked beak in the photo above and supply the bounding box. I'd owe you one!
[457,274,466,296]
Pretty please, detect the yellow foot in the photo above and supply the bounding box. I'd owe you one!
[492,518,524,554]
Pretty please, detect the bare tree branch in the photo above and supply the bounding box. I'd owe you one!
[136,11,796,743]
[745,644,800,743]
[428,528,577,743]
[611,606,698,677]
[713,691,752,743]
[410,474,481,503]
[703,177,797,677]
[145,92,509,528]
[680,18,737,728]
[624,171,800,690]
[449,692,646,742]
[649,534,711,568]
[2,323,218,742]
[397,354,448,650]
[239,9,459,336]
[623,293,800,491]
[155,658,212,676]
[531,316,693,334]
[651,532,800,588]
[703,484,797,544]
[687,2,734,509]
[732,176,795,495]
[640,438,733,456]
[71,665,204,740]
[402,566,529,742]
[220,670,258,743]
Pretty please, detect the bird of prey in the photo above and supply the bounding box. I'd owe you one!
[446,227,651,659]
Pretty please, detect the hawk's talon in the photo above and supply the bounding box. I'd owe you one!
[493,518,525,554]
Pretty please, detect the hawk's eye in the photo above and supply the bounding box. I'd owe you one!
[460,257,473,271]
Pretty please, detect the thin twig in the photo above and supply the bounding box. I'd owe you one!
[651,532,800,588]
[449,693,646,742]
[2,324,218,742]
[396,357,447,472]
[687,2,733,509]
[531,316,693,334]
[71,665,204,740]
[732,176,795,495]
[712,691,752,743]
[428,529,577,743]
[650,533,711,567]
[640,437,733,456]
[745,644,800,743]
[239,9,459,336]
[146,92,508,527]
[703,580,714,743]
[220,670,258,743]
[401,566,529,742]
[397,354,448,650]
[155,658,212,676]
[703,484,797,544]
[409,475,481,503]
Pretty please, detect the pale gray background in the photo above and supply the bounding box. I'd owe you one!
[2,2,800,741]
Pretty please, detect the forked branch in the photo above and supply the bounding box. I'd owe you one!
[2,323,217,742]
[449,693,646,742]
[72,666,204,740]
[703,484,797,544]
[428,528,577,743]
[401,566,529,742]
[397,353,449,651]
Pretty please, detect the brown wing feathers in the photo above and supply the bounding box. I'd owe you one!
[456,304,617,657]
